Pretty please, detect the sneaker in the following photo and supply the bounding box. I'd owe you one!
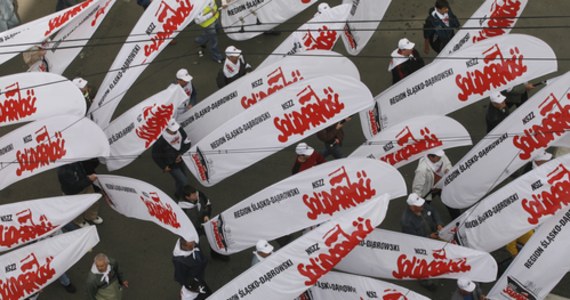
[198,50,204,57]
[63,283,77,293]
[88,216,104,225]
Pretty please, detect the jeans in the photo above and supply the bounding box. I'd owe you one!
[170,165,188,199]
[195,21,223,61]
[59,273,71,286]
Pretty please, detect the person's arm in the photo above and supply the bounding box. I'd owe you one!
[423,17,433,54]
[151,139,169,170]
[401,214,424,237]
[316,127,336,144]
[411,169,428,197]
[200,193,212,221]
[449,9,461,28]
[85,275,99,300]
[429,205,444,228]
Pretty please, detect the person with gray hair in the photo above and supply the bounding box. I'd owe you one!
[86,253,128,300]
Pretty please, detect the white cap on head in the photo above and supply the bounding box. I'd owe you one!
[225,46,242,57]
[256,240,274,254]
[318,2,330,13]
[427,149,445,157]
[406,193,425,207]
[398,38,415,50]
[72,77,88,89]
[176,68,193,82]
[167,119,180,132]
[457,277,476,292]
[490,92,506,104]
[295,142,314,156]
[533,151,552,162]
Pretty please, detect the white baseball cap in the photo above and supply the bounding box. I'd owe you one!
[167,119,180,132]
[406,193,425,207]
[176,68,193,82]
[457,277,476,292]
[72,77,88,89]
[533,151,552,162]
[295,142,314,156]
[318,2,330,13]
[427,149,445,157]
[256,240,274,254]
[398,38,415,50]
[225,46,242,57]
[490,92,506,104]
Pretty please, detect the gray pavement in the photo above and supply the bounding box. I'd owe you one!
[1,0,570,299]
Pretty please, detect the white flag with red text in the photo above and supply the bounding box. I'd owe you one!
[208,195,390,300]
[340,0,391,56]
[0,0,101,65]
[222,0,318,41]
[178,50,360,143]
[0,115,110,191]
[203,159,406,255]
[350,115,471,169]
[0,72,86,127]
[103,84,187,171]
[442,71,570,209]
[183,75,374,187]
[0,194,100,252]
[439,154,570,253]
[88,0,208,127]
[95,175,198,242]
[359,34,557,138]
[258,4,351,68]
[487,206,570,300]
[306,271,430,300]
[45,0,117,75]
[0,226,99,300]
[439,0,528,56]
[335,228,497,282]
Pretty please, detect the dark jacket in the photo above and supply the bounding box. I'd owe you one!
[401,204,444,238]
[485,104,509,133]
[423,7,461,53]
[317,124,344,146]
[216,56,252,88]
[151,129,192,170]
[85,258,126,300]
[180,192,212,235]
[57,162,92,195]
[391,49,425,84]
[173,249,207,286]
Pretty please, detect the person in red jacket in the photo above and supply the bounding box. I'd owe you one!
[292,142,325,174]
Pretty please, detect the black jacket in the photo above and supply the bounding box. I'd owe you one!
[423,7,461,53]
[57,162,91,195]
[391,49,425,84]
[151,129,192,170]
[173,249,207,286]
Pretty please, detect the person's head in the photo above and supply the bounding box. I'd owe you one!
[225,46,242,64]
[72,77,89,93]
[176,68,193,86]
[295,142,314,162]
[457,277,476,295]
[435,0,450,14]
[183,185,198,203]
[426,149,444,163]
[256,240,274,258]
[180,238,197,251]
[407,193,425,215]
[317,2,330,14]
[94,253,110,272]
[490,91,507,110]
[532,151,552,168]
[165,119,180,135]
[397,38,415,56]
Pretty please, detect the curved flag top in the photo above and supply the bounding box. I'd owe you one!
[0,73,86,127]
[359,34,557,138]
[335,228,497,282]
[46,0,117,75]
[258,4,351,68]
[0,0,101,66]
[439,0,528,56]
[178,50,360,143]
[487,207,570,300]
[208,195,390,300]
[340,0,391,56]
[350,115,471,169]
[103,84,187,171]
[307,271,429,300]
[439,154,570,253]
[203,159,406,255]
[183,75,374,187]
[0,194,100,252]
[442,72,570,209]
[0,115,110,191]
[222,0,318,41]
[95,175,199,243]
[0,226,99,300]
[88,0,208,127]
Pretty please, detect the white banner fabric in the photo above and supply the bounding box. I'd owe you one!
[46,0,117,75]
[335,229,497,282]
[221,0,318,41]
[442,71,570,209]
[0,194,100,252]
[95,174,199,242]
[183,75,374,187]
[0,0,101,66]
[0,115,110,191]
[103,84,187,171]
[203,158,406,254]
[88,0,208,127]
[0,72,86,127]
[208,195,391,300]
[487,207,570,300]
[439,0,528,56]
[307,271,430,300]
[350,115,471,169]
[359,34,557,138]
[257,4,351,68]
[0,226,99,300]
[340,0,391,56]
[178,50,360,143]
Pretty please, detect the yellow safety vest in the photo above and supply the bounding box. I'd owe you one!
[199,2,220,28]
